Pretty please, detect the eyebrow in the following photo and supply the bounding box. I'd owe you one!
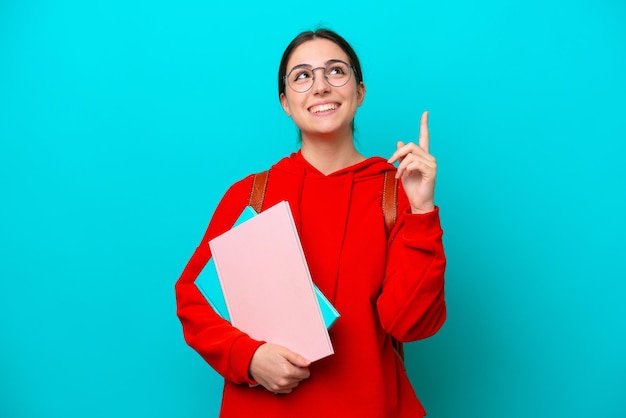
[288,59,348,72]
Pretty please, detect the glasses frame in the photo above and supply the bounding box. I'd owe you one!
[284,60,355,93]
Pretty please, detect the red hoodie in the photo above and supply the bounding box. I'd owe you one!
[175,151,446,417]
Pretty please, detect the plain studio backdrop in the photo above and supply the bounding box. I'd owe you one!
[1,1,624,417]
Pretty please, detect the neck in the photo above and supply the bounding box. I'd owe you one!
[300,131,365,175]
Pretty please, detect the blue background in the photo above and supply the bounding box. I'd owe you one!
[1,1,625,417]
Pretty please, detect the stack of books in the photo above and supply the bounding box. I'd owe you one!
[195,201,339,362]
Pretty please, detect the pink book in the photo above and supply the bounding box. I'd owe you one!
[209,201,334,362]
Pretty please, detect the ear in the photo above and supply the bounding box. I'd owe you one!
[280,93,291,117]
[356,82,366,107]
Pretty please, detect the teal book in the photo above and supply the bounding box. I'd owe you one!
[195,206,340,329]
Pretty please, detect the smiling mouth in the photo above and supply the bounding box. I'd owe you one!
[309,103,339,114]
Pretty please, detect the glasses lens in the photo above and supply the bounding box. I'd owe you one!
[287,68,314,93]
[325,61,352,87]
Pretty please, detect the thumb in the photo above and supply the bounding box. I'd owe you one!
[388,140,407,164]
[282,349,311,368]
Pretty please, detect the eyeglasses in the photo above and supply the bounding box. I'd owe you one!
[284,60,354,93]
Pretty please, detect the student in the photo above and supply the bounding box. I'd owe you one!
[175,28,446,417]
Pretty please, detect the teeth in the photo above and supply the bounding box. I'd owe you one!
[310,103,337,113]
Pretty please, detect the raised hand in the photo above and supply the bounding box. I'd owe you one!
[387,111,437,214]
[248,343,311,394]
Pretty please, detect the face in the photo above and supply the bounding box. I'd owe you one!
[280,38,365,141]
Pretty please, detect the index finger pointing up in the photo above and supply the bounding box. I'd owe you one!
[419,111,430,152]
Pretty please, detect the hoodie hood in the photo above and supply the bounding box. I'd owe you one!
[265,150,396,230]
[272,150,394,180]
[265,150,396,223]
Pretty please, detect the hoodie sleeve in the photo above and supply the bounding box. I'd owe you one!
[376,183,447,342]
[174,175,265,384]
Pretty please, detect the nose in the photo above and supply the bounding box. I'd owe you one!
[311,67,331,94]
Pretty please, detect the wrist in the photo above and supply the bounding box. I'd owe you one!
[410,203,435,214]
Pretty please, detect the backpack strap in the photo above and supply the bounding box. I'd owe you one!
[382,171,404,361]
[248,170,269,212]
[382,171,398,238]
[247,169,404,361]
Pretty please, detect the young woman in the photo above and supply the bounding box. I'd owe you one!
[175,28,446,417]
